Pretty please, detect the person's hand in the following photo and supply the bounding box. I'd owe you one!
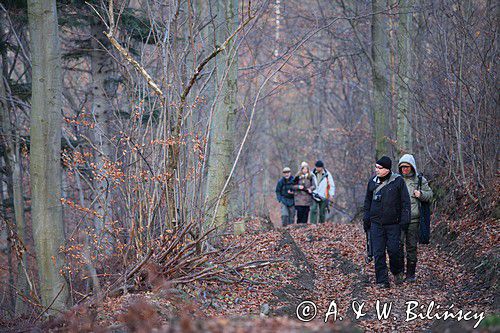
[307,188,312,194]
[287,190,293,194]
[414,190,421,198]
[298,185,304,190]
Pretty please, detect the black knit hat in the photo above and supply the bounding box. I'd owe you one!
[315,160,324,168]
[376,156,392,170]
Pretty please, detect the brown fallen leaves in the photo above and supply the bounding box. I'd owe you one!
[30,217,496,332]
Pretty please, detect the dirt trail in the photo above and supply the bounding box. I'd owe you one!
[70,217,496,332]
[277,221,496,332]
[271,226,316,317]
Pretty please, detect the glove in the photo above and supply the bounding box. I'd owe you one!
[363,219,371,232]
[401,223,409,232]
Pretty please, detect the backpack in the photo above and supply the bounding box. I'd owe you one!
[418,174,431,244]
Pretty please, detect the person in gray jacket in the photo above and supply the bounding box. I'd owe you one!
[311,160,335,224]
[398,154,433,282]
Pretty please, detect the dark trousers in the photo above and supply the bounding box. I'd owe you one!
[370,222,403,284]
[295,206,310,224]
[401,220,420,276]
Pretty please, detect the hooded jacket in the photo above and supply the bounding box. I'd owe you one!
[398,154,433,221]
[312,168,336,200]
[363,172,411,227]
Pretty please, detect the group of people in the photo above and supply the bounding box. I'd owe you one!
[275,154,433,288]
[363,154,433,287]
[275,160,336,226]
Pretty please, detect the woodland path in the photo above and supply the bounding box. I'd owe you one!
[90,217,496,333]
[201,216,496,332]
[270,220,494,332]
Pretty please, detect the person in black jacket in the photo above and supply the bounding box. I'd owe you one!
[275,167,295,226]
[363,156,411,288]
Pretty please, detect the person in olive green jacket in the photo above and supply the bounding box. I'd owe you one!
[398,154,433,282]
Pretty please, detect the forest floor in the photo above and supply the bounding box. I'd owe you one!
[84,216,498,333]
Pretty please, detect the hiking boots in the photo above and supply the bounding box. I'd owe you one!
[376,282,390,289]
[406,263,416,282]
[395,273,405,285]
[405,275,416,283]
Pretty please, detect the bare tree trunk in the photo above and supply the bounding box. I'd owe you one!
[0,158,14,317]
[371,0,391,159]
[274,0,281,57]
[205,0,238,229]
[412,7,425,158]
[455,0,472,185]
[90,18,115,249]
[396,0,413,153]
[28,0,69,313]
[0,27,29,314]
[260,119,271,218]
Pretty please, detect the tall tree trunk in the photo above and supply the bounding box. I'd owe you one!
[90,18,115,249]
[396,0,413,153]
[1,70,28,317]
[260,118,271,218]
[412,7,425,157]
[28,0,69,313]
[371,0,391,159]
[205,0,238,229]
[0,158,15,317]
[455,0,472,185]
[274,0,281,57]
[0,20,29,315]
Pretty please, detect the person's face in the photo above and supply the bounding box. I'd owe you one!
[375,164,390,177]
[400,164,412,175]
[283,171,291,179]
[301,167,309,174]
[316,166,324,173]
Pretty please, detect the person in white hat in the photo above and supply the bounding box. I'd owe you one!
[292,162,317,224]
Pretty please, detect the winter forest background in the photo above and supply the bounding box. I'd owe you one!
[0,0,498,331]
